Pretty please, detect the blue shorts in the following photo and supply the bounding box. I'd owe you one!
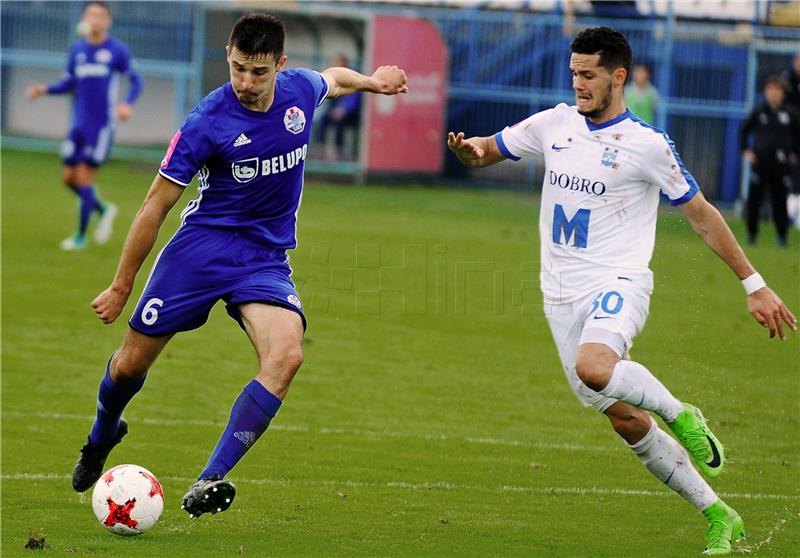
[129,225,305,337]
[61,124,115,167]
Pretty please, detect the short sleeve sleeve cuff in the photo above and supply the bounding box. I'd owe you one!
[158,169,190,187]
[668,184,699,206]
[316,71,330,107]
[494,131,521,161]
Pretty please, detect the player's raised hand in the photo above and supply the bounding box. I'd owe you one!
[448,132,484,165]
[747,286,797,340]
[116,102,133,121]
[26,83,47,99]
[92,285,132,325]
[371,65,408,95]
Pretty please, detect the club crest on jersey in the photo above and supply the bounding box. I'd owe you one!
[287,294,302,309]
[232,157,259,183]
[284,107,306,134]
[95,49,112,64]
[601,147,619,168]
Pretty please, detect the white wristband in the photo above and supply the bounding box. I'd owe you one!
[742,272,766,295]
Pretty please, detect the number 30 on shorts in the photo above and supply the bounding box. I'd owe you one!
[590,291,624,315]
[141,298,164,325]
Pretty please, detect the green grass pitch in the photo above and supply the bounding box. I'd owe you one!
[2,149,798,557]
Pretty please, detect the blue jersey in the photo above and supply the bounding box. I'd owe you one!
[159,69,329,249]
[48,36,142,130]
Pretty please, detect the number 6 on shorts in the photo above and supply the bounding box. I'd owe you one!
[141,298,164,325]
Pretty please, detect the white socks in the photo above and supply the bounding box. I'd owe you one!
[600,360,684,423]
[630,420,717,511]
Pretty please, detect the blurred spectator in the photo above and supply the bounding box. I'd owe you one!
[316,55,362,160]
[780,53,800,112]
[780,53,800,229]
[740,76,800,247]
[625,64,659,125]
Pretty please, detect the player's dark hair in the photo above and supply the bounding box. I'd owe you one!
[228,13,285,61]
[83,1,110,14]
[571,27,632,81]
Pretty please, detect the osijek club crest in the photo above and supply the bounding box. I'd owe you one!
[284,107,306,135]
[601,146,619,168]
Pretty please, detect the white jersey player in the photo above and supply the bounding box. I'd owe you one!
[448,26,796,557]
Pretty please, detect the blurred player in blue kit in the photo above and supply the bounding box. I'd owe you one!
[26,1,142,250]
[70,12,407,518]
[449,27,796,556]
[316,55,362,160]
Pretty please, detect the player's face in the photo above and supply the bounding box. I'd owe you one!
[570,53,619,120]
[227,47,287,110]
[82,4,110,35]
[764,83,785,107]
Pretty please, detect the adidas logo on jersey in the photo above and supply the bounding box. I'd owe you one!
[233,133,252,147]
[234,431,257,448]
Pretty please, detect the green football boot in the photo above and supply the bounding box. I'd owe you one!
[668,403,725,478]
[702,500,745,556]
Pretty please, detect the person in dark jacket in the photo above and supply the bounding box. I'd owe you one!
[780,54,800,227]
[740,76,800,246]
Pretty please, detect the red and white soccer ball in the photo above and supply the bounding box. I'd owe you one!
[91,464,164,536]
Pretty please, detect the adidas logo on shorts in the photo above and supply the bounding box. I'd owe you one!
[233,133,252,147]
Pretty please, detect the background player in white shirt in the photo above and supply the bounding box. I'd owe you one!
[448,26,796,556]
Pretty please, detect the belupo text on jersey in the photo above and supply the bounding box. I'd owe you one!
[232,144,308,184]
[549,170,607,196]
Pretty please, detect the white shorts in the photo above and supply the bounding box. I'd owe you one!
[544,278,651,412]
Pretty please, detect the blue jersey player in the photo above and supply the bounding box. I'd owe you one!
[70,13,408,518]
[27,1,142,250]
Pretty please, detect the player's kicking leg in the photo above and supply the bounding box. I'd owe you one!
[577,344,725,478]
[606,402,744,555]
[181,303,304,518]
[72,329,172,491]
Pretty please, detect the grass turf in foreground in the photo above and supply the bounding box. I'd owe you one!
[2,149,798,557]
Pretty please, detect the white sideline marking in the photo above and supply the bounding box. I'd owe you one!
[6,411,796,471]
[2,473,797,502]
[3,410,609,452]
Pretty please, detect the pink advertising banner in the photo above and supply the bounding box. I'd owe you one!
[365,15,447,173]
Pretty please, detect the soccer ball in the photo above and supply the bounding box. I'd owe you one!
[91,464,164,536]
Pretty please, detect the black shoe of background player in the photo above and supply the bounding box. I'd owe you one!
[181,476,236,518]
[72,419,129,492]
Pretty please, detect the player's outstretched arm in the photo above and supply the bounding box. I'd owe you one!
[116,102,134,122]
[680,191,798,340]
[447,132,506,168]
[321,65,408,98]
[25,84,47,99]
[92,175,184,324]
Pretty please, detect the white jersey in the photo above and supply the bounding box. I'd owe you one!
[497,104,699,304]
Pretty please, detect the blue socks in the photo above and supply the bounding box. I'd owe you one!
[200,380,282,479]
[88,358,146,447]
[76,186,102,237]
[74,184,106,237]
